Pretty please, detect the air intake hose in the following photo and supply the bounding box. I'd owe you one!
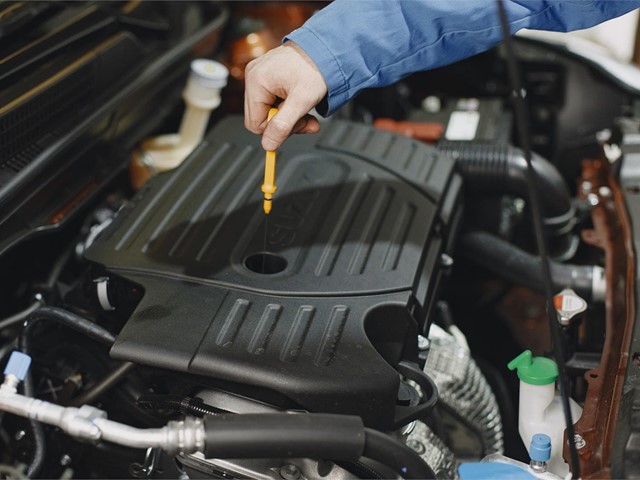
[203,414,436,479]
[438,142,576,257]
[459,231,605,302]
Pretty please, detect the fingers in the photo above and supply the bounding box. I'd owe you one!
[243,42,328,149]
[261,95,318,150]
[293,115,321,135]
[243,67,275,135]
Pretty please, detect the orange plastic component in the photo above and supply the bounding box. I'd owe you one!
[261,107,279,214]
[373,118,444,143]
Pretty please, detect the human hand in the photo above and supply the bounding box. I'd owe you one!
[244,41,328,151]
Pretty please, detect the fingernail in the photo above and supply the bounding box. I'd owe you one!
[262,138,278,151]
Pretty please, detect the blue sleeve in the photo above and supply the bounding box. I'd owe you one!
[285,0,640,116]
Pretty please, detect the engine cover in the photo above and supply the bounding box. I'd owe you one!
[85,116,462,429]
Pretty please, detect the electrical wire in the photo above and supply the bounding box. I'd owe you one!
[495,2,580,478]
[0,302,42,332]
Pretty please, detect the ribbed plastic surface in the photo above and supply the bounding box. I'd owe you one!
[86,116,461,429]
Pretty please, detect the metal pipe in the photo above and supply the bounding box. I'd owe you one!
[0,385,204,455]
[69,362,135,407]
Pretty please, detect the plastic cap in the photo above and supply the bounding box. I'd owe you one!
[529,433,552,462]
[190,59,229,89]
[4,351,31,381]
[507,350,558,385]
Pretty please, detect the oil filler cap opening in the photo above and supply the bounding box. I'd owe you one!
[244,252,287,275]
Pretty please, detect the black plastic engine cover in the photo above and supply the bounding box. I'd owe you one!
[85,116,462,430]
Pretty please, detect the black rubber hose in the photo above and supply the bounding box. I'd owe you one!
[23,372,46,478]
[438,143,575,236]
[16,320,46,479]
[203,414,435,479]
[204,414,365,461]
[459,230,598,300]
[20,306,116,349]
[363,428,436,480]
[17,307,116,477]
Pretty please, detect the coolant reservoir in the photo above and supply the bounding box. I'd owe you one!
[508,350,582,477]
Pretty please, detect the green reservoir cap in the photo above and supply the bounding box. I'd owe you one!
[507,350,558,385]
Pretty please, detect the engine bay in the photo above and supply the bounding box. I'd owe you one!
[1,2,640,479]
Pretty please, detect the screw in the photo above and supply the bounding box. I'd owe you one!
[422,96,441,113]
[595,129,612,144]
[418,335,430,351]
[587,193,599,206]
[598,186,612,198]
[14,430,26,441]
[513,198,526,212]
[60,454,72,467]
[280,464,301,480]
[129,463,144,479]
[407,439,426,455]
[440,253,454,269]
[573,434,586,450]
[581,181,593,193]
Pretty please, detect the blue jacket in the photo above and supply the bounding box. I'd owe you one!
[286,0,640,115]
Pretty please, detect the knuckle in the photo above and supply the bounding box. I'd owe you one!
[244,63,259,82]
[270,119,291,135]
[244,119,257,133]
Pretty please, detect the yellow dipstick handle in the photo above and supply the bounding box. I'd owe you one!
[261,107,279,214]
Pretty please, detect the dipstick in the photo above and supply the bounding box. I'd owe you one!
[261,108,279,214]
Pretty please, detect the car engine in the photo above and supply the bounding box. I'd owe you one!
[1,2,640,479]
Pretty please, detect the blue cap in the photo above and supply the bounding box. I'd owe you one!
[459,462,536,480]
[530,433,552,462]
[4,351,31,381]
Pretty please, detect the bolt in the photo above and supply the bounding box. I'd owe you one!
[587,193,599,207]
[581,181,593,193]
[573,434,586,450]
[280,464,301,480]
[60,454,72,467]
[418,335,430,351]
[14,430,26,441]
[407,439,426,455]
[598,186,612,198]
[513,198,526,212]
[129,463,144,479]
[595,129,612,144]
[422,96,441,113]
[440,253,454,269]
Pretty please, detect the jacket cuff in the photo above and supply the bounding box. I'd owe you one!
[285,26,348,116]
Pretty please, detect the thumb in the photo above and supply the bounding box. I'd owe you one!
[261,94,315,151]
